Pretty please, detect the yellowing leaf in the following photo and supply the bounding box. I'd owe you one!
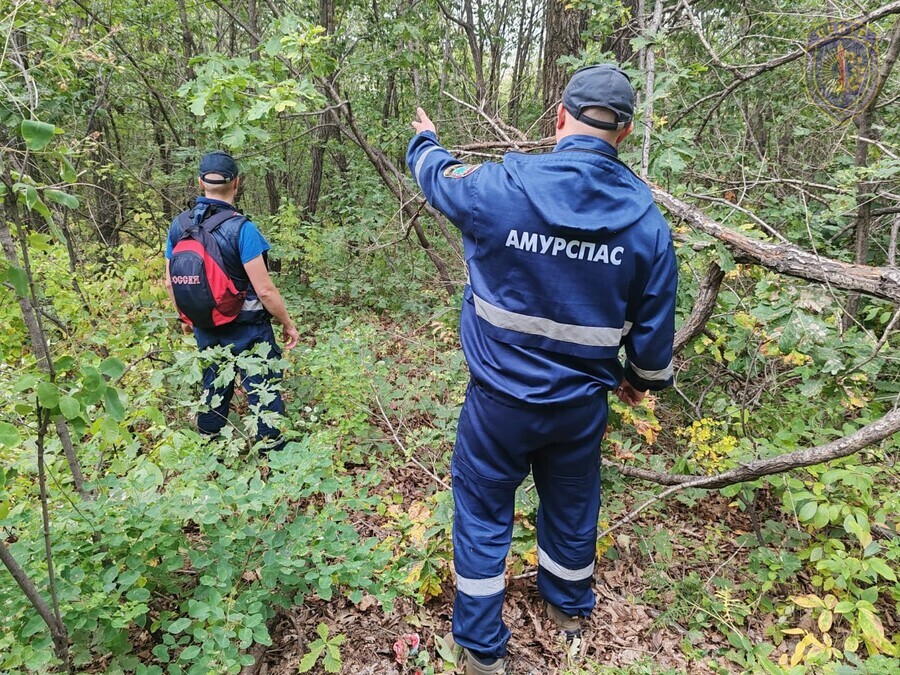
[818,609,833,633]
[523,546,538,566]
[790,594,824,609]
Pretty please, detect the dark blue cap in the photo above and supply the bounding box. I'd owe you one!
[562,64,634,131]
[199,151,239,184]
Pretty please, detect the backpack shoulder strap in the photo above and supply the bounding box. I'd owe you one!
[197,209,244,232]
[175,210,193,232]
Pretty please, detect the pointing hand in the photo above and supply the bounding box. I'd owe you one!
[412,107,437,135]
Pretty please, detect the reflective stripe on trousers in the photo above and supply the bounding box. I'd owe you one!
[451,382,606,660]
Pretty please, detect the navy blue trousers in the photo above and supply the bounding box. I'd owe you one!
[451,382,607,659]
[193,321,285,450]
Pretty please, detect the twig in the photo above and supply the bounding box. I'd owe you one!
[369,384,450,490]
[441,90,521,150]
[684,192,789,243]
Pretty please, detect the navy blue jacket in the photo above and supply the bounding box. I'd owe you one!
[407,131,677,404]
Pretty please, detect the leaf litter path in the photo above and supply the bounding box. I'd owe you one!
[254,471,755,674]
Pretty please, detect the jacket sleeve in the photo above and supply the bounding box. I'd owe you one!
[406,131,477,232]
[623,225,678,391]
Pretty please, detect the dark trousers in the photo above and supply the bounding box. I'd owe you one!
[451,381,607,659]
[193,321,285,450]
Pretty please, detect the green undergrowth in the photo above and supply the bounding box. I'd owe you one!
[1,217,899,674]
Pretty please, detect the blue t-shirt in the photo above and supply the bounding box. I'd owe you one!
[165,197,270,264]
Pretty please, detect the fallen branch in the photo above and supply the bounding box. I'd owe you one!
[652,186,900,303]
[603,406,900,489]
[674,262,724,354]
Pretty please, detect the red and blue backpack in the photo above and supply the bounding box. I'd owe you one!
[168,209,249,329]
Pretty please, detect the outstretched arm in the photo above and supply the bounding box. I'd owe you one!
[407,107,480,231]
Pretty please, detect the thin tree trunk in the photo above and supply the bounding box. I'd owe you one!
[0,539,72,672]
[640,0,662,178]
[306,0,337,218]
[604,0,640,64]
[843,18,900,328]
[0,188,89,499]
[247,0,281,214]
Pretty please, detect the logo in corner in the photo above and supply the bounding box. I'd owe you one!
[805,20,879,120]
[443,164,481,179]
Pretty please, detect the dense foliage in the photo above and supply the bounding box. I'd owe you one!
[1,0,899,673]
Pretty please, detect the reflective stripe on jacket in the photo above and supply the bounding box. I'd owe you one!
[407,131,677,402]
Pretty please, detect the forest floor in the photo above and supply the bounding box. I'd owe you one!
[249,464,770,675]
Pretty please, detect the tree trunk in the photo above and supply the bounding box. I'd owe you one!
[306,0,338,218]
[540,0,587,135]
[842,17,900,330]
[603,0,640,64]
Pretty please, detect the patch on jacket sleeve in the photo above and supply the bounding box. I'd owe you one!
[443,163,481,179]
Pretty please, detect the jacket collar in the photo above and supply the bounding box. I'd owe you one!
[196,196,235,210]
[553,135,618,158]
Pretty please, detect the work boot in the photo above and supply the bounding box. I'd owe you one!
[444,633,506,675]
[546,602,583,642]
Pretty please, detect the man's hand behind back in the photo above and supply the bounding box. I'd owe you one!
[615,380,646,407]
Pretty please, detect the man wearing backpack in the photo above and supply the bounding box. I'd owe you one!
[164,151,299,453]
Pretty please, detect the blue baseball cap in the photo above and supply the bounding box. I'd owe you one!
[199,151,239,184]
[562,64,634,131]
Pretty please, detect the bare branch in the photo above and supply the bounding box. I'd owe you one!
[603,406,900,489]
[674,1,900,133]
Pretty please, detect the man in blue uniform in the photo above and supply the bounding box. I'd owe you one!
[164,151,299,453]
[407,65,677,674]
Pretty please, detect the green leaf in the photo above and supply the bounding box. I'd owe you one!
[0,422,20,447]
[21,613,46,638]
[221,125,247,148]
[179,645,201,661]
[127,587,151,602]
[14,374,39,393]
[37,381,60,409]
[856,608,891,651]
[21,119,56,151]
[103,387,125,421]
[798,501,817,522]
[79,366,107,405]
[44,189,79,209]
[100,357,127,380]
[834,601,856,614]
[297,644,324,673]
[59,395,80,420]
[323,652,341,673]
[866,558,897,582]
[58,153,77,182]
[0,500,9,520]
[168,618,191,634]
[264,35,282,56]
[8,265,28,296]
[843,511,872,547]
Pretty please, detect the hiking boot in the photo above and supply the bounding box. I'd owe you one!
[444,633,506,675]
[546,602,583,642]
